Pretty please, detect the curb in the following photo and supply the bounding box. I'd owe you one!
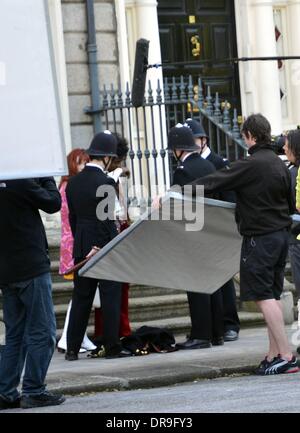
[48,364,257,396]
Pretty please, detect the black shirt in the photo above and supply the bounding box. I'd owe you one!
[0,177,61,284]
[191,145,293,236]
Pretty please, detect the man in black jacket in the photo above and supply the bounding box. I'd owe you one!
[167,124,225,350]
[191,113,299,375]
[184,118,240,342]
[0,177,65,409]
[65,131,131,360]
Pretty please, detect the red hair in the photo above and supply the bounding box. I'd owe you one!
[59,148,89,187]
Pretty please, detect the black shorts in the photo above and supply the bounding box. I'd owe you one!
[240,229,289,302]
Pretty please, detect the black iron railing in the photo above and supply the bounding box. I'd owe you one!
[85,75,247,205]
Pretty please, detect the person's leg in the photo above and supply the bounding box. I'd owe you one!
[0,284,26,401]
[94,307,103,339]
[266,325,280,360]
[57,300,72,351]
[256,299,292,360]
[99,279,122,353]
[21,273,56,396]
[211,288,224,342]
[187,292,212,341]
[67,273,98,355]
[119,283,131,337]
[94,283,131,338]
[221,279,240,333]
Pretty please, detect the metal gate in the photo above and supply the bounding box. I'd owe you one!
[85,75,247,209]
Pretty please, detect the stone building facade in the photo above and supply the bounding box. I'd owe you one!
[51,0,300,153]
[62,0,119,149]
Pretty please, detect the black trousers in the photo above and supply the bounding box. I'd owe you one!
[67,263,122,354]
[187,289,224,340]
[221,279,240,333]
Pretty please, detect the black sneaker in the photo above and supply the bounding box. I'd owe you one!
[255,356,274,375]
[21,391,66,409]
[264,356,300,375]
[0,395,20,410]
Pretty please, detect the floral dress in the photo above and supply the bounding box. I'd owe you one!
[59,181,74,275]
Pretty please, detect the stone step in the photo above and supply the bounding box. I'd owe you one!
[54,294,190,329]
[48,242,61,263]
[50,261,65,283]
[54,305,95,330]
[129,294,189,322]
[54,310,266,340]
[52,282,74,305]
[128,285,183,298]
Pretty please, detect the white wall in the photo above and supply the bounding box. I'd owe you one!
[235,0,300,133]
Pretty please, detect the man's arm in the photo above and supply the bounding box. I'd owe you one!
[190,158,253,194]
[23,177,61,214]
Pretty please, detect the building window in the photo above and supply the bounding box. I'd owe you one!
[273,7,289,120]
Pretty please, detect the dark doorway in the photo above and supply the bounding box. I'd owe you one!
[157,0,241,111]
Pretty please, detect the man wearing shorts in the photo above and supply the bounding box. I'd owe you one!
[190,113,299,375]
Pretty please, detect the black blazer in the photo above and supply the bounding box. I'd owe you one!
[172,153,216,187]
[66,165,118,259]
[0,177,61,284]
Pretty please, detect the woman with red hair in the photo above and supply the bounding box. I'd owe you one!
[57,149,96,353]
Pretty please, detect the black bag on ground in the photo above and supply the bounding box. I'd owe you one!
[121,326,177,355]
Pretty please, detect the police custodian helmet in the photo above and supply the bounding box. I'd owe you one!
[184,118,208,138]
[87,130,118,157]
[167,123,200,151]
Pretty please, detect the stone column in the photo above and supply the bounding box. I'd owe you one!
[252,0,282,134]
[287,0,300,127]
[125,0,169,207]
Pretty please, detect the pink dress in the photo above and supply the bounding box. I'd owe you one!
[59,181,74,275]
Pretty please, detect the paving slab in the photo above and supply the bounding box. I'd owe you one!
[42,324,300,395]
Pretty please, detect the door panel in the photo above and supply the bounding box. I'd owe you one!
[157,0,240,110]
[195,0,228,12]
[212,24,230,60]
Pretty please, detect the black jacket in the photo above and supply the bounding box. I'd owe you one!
[204,150,236,203]
[207,151,229,171]
[66,165,118,259]
[172,153,215,187]
[288,165,299,243]
[191,145,293,236]
[0,177,61,284]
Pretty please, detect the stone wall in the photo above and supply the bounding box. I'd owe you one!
[61,0,119,149]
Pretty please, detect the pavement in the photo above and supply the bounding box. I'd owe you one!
[41,323,300,396]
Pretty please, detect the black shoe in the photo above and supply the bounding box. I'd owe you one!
[212,337,224,346]
[263,356,300,375]
[255,356,274,375]
[21,391,65,409]
[105,348,132,359]
[65,350,78,361]
[175,339,211,350]
[224,330,239,342]
[0,395,20,410]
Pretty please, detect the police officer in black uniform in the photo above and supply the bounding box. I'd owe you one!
[184,118,240,342]
[168,124,225,349]
[65,131,131,360]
